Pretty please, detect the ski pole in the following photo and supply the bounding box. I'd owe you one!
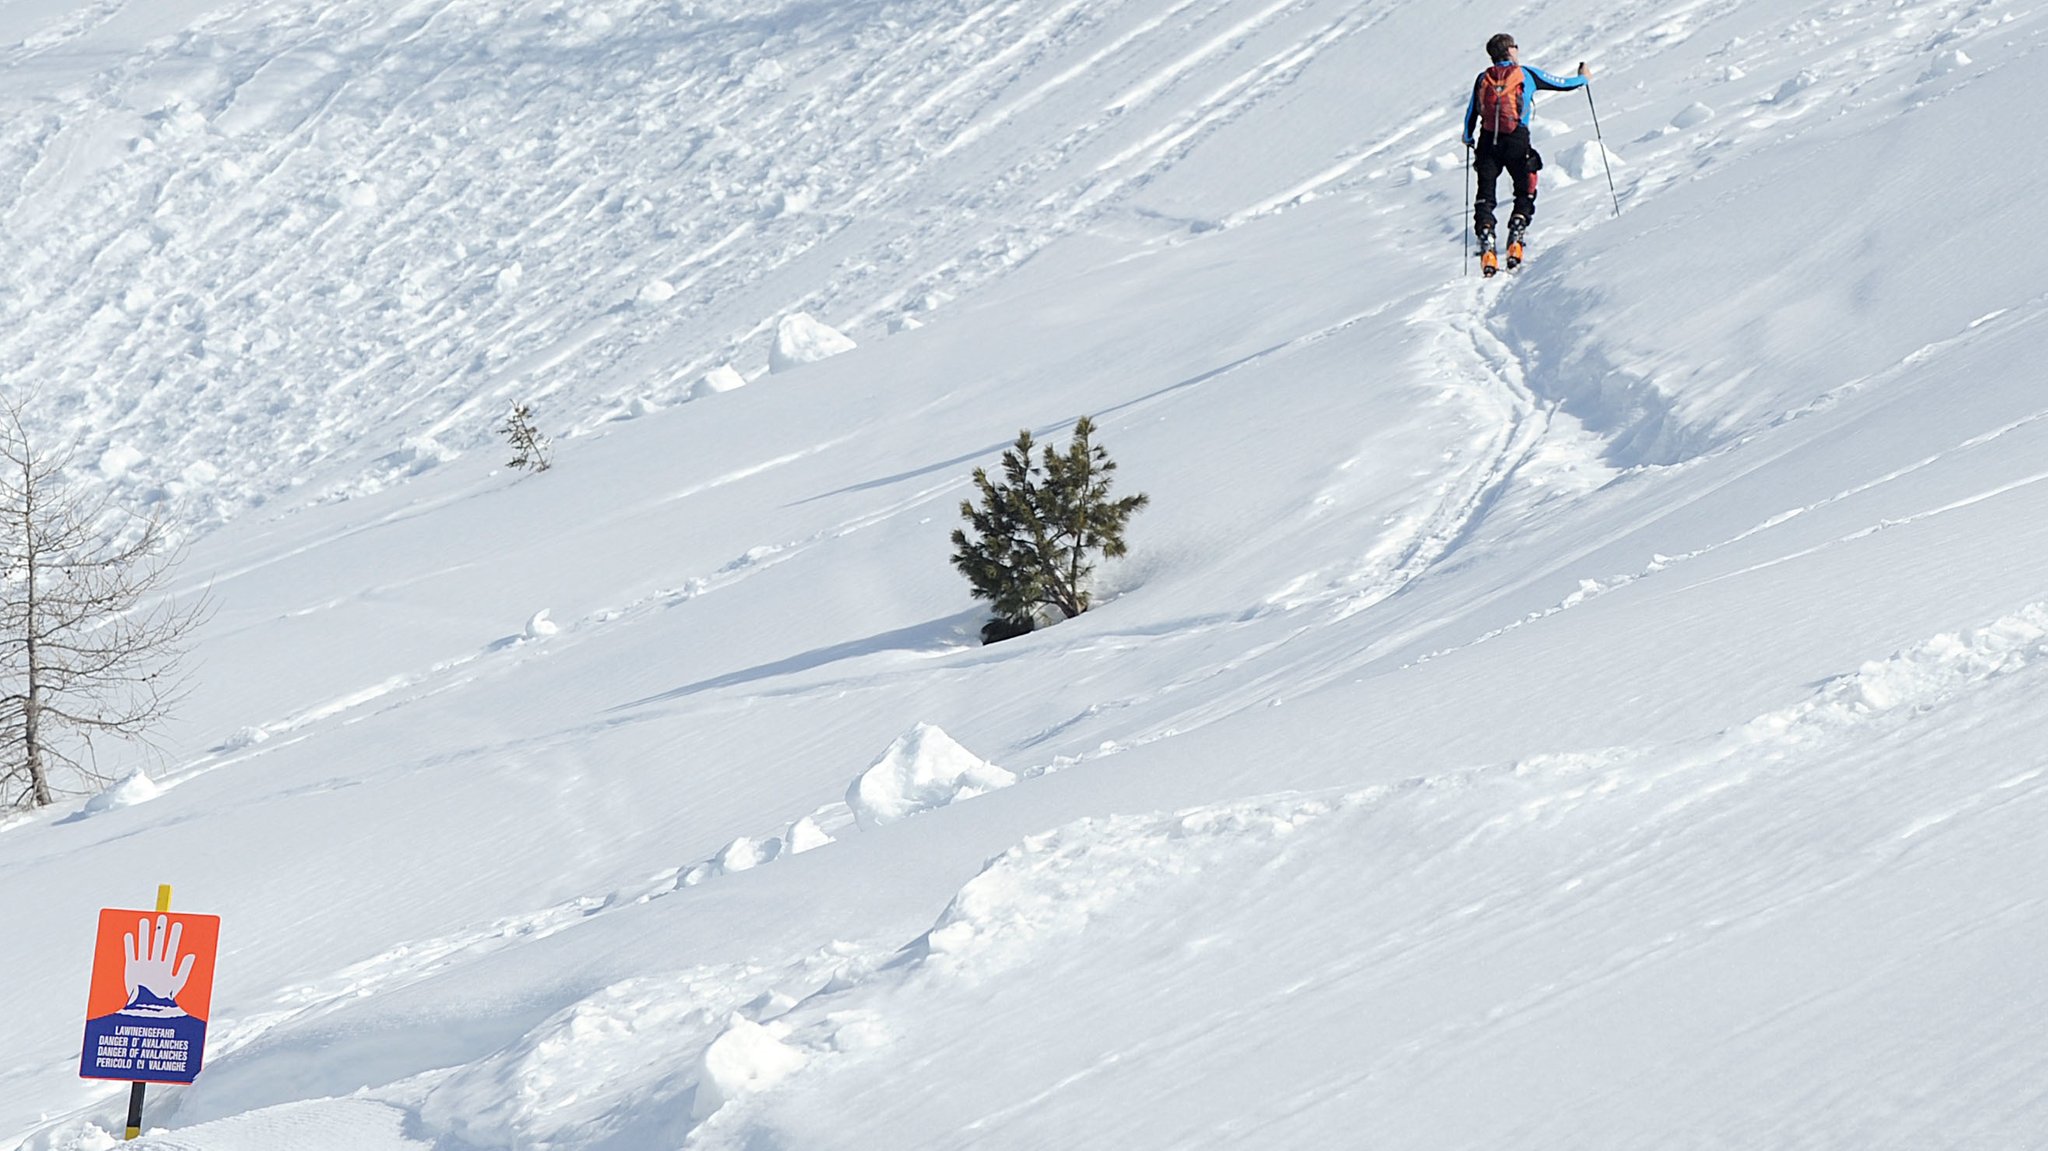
[1463,142,1472,276]
[1584,79,1621,218]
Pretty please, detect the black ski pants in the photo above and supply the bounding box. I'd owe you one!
[1472,125,1541,238]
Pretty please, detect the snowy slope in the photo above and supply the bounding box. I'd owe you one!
[4,0,2048,1147]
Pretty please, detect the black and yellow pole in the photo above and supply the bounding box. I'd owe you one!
[123,884,172,1141]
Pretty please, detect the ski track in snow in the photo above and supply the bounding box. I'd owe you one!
[1410,303,2048,667]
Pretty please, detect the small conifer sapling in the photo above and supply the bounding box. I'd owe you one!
[951,416,1148,644]
[500,403,552,473]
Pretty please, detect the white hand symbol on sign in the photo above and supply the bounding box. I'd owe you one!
[124,915,195,1003]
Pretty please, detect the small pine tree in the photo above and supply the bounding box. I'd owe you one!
[951,416,1148,643]
[500,403,552,473]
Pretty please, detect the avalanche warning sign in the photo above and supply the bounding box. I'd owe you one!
[79,909,220,1084]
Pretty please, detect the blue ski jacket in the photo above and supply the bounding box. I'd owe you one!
[1463,63,1587,145]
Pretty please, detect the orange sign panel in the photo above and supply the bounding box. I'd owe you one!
[79,909,221,1084]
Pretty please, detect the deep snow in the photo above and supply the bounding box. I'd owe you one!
[3,0,2047,1147]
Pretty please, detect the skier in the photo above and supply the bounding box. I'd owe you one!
[1463,33,1589,276]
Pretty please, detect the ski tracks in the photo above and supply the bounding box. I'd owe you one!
[1408,302,2048,669]
[1332,282,1558,622]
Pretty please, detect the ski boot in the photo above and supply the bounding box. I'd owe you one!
[1505,218,1528,271]
[1477,229,1500,278]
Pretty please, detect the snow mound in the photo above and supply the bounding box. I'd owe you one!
[768,313,857,374]
[715,835,770,873]
[693,365,748,398]
[218,726,271,753]
[692,1015,807,1119]
[1742,604,2048,742]
[1920,49,1972,82]
[523,610,558,640]
[785,816,833,854]
[918,798,1332,972]
[845,723,1015,828]
[1671,102,1716,129]
[681,836,778,887]
[421,973,739,1149]
[76,770,164,817]
[678,819,834,888]
[607,394,663,421]
[98,444,145,480]
[1555,140,1623,181]
[1766,69,1817,104]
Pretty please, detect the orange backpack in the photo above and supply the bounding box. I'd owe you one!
[1475,64,1525,139]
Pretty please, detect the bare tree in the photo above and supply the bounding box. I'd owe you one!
[0,400,207,809]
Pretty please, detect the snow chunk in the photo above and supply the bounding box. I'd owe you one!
[717,835,771,873]
[637,279,676,305]
[680,835,789,887]
[769,313,857,374]
[78,770,164,817]
[388,435,458,477]
[845,723,1015,829]
[1671,102,1716,130]
[692,1015,806,1119]
[1766,70,1816,104]
[220,726,271,752]
[1555,140,1623,181]
[694,365,748,398]
[494,263,524,292]
[98,444,145,480]
[767,186,816,216]
[523,610,558,640]
[785,816,833,854]
[606,393,663,421]
[1920,50,1972,82]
